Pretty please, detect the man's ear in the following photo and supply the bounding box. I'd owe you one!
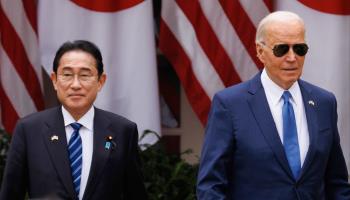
[256,43,265,63]
[50,72,58,90]
[97,73,107,91]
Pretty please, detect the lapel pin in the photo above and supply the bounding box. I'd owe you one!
[51,135,59,141]
[105,142,111,150]
[105,136,113,150]
[308,100,315,106]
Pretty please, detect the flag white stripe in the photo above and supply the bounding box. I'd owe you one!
[239,0,270,28]
[1,0,42,87]
[162,1,225,99]
[199,1,259,81]
[0,45,37,118]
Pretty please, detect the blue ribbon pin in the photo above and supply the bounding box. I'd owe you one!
[105,136,113,150]
[105,141,111,150]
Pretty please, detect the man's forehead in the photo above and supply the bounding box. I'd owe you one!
[61,50,95,60]
[264,21,305,40]
[60,66,93,71]
[267,19,304,30]
[58,51,97,68]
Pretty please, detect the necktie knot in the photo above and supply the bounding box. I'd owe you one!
[71,122,82,132]
[282,91,292,103]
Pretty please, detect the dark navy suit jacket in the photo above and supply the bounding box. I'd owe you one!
[0,107,147,200]
[197,73,350,200]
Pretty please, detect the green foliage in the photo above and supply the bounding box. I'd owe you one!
[140,130,198,200]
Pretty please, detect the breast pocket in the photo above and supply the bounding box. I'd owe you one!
[315,127,333,155]
[319,126,331,135]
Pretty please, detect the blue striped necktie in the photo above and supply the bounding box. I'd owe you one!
[69,122,83,198]
[282,91,301,179]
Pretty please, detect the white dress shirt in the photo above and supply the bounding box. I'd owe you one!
[62,106,94,200]
[261,69,309,166]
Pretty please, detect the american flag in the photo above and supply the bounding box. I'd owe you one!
[0,0,44,132]
[159,0,272,124]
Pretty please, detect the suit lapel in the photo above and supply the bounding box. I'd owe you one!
[247,73,294,179]
[43,107,76,198]
[83,108,112,200]
[298,80,318,181]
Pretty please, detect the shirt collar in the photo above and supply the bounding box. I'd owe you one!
[261,68,300,106]
[61,106,94,131]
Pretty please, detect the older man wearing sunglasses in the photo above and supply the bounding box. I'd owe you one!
[197,11,350,200]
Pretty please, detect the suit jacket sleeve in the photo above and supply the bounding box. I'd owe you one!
[325,95,350,199]
[0,120,27,200]
[124,123,148,200]
[197,94,235,200]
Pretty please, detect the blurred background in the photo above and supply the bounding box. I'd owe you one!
[0,0,350,198]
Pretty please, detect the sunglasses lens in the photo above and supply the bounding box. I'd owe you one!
[272,43,309,57]
[293,43,309,56]
[273,44,290,57]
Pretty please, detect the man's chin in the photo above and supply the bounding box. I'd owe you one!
[68,95,85,101]
[283,74,299,82]
[64,102,86,111]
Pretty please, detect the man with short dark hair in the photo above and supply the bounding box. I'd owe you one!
[197,11,350,199]
[0,40,147,200]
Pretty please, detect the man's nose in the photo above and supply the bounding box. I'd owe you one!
[71,75,82,88]
[285,48,297,62]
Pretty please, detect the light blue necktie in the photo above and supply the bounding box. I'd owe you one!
[282,91,301,179]
[69,122,83,198]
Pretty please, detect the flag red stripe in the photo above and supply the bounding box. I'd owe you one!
[264,0,274,12]
[159,19,211,124]
[22,0,38,35]
[0,7,44,110]
[0,85,19,133]
[176,0,241,87]
[219,0,263,69]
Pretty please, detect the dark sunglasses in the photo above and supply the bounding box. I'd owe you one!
[261,43,309,57]
[272,43,309,57]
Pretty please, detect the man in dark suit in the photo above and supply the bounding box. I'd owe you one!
[0,40,147,200]
[197,11,350,199]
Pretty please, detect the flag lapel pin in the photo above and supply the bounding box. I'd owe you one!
[51,135,59,141]
[308,100,315,106]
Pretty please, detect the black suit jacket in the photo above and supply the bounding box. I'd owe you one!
[0,106,147,200]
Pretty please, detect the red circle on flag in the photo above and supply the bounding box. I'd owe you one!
[299,0,350,15]
[71,0,144,12]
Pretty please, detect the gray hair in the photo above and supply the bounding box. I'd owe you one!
[255,11,305,43]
